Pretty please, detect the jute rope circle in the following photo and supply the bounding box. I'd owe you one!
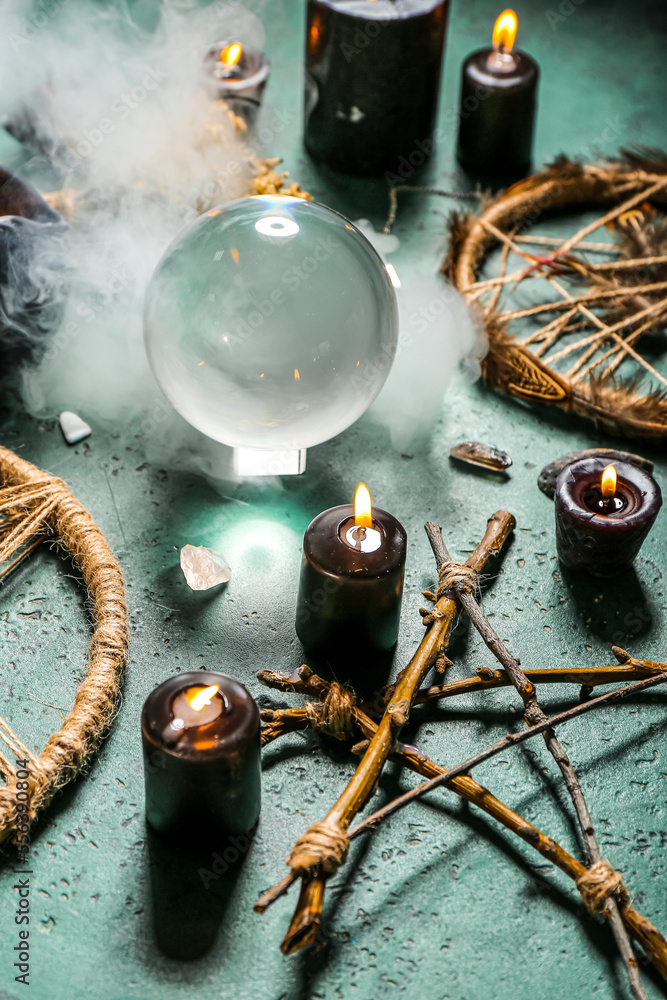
[0,446,128,845]
[446,155,667,442]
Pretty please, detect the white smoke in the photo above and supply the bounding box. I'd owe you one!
[356,220,486,453]
[0,0,265,421]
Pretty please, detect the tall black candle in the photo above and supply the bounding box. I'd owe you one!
[554,459,662,577]
[142,671,261,841]
[304,0,449,176]
[457,9,539,178]
[295,483,407,661]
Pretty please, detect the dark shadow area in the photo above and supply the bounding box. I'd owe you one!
[454,160,533,196]
[144,820,253,961]
[395,783,667,998]
[560,563,654,645]
[302,153,439,225]
[448,456,511,484]
[409,689,667,729]
[303,643,397,703]
[260,734,315,772]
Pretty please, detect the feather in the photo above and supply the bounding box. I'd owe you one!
[543,155,587,179]
[620,146,667,175]
[576,372,667,440]
[481,314,570,403]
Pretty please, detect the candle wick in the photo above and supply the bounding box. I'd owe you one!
[161,719,187,749]
[352,526,367,543]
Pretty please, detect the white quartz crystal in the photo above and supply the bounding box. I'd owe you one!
[180,544,231,591]
[59,410,92,445]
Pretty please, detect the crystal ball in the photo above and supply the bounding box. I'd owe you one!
[144,196,399,451]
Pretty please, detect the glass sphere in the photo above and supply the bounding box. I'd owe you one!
[144,196,399,451]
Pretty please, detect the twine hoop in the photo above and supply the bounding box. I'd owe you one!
[446,153,667,442]
[0,446,128,846]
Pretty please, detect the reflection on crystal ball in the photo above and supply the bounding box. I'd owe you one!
[144,196,399,450]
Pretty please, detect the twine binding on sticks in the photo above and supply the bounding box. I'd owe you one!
[577,860,630,917]
[437,560,479,597]
[0,446,128,845]
[287,820,350,878]
[305,683,356,741]
[421,560,479,626]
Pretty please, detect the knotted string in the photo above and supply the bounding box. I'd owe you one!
[305,683,356,741]
[576,860,630,916]
[421,560,479,625]
[437,560,479,597]
[287,820,350,877]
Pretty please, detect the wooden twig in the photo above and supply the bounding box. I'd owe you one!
[425,523,649,1000]
[467,252,667,297]
[541,296,667,366]
[381,658,667,707]
[349,668,667,836]
[572,310,667,384]
[264,512,515,954]
[485,237,512,315]
[258,664,667,979]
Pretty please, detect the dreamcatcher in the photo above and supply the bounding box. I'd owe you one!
[446,150,667,442]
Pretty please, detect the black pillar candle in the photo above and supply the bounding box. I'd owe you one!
[296,483,407,661]
[554,459,662,577]
[304,0,449,176]
[457,9,539,178]
[142,671,261,841]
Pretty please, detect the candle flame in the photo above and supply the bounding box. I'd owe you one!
[492,9,518,52]
[601,464,617,498]
[354,482,373,529]
[219,41,242,67]
[294,368,300,381]
[186,684,220,711]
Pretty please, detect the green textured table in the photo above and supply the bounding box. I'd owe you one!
[1,2,667,998]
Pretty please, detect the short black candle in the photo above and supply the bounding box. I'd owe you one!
[554,458,662,577]
[457,10,539,178]
[304,0,449,176]
[204,41,270,123]
[295,485,407,663]
[142,671,261,841]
